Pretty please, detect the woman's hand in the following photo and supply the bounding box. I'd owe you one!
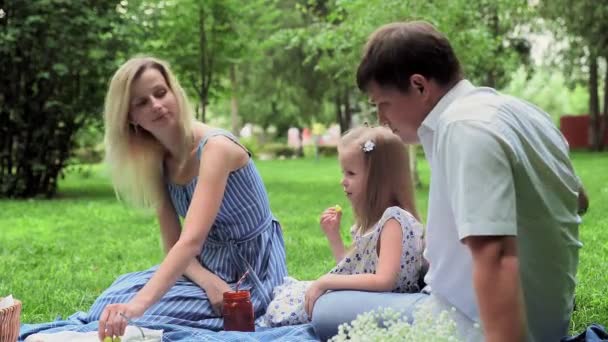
[98,301,147,341]
[304,277,328,319]
[205,278,233,316]
[320,206,342,240]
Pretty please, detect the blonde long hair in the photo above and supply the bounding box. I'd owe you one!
[339,126,418,234]
[103,56,195,209]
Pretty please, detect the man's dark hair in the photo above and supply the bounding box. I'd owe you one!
[356,21,462,92]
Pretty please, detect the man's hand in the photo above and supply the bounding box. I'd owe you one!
[578,186,589,215]
[463,235,526,342]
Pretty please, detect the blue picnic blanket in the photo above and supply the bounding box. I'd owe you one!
[562,324,608,342]
[19,311,319,342]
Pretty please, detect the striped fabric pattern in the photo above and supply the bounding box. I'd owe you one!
[20,312,318,341]
[20,129,296,341]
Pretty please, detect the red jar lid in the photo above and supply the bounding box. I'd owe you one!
[223,290,251,301]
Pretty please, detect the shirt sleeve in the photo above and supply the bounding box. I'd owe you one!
[437,121,517,240]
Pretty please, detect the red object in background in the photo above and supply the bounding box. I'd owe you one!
[223,290,255,332]
[302,127,312,145]
[302,127,311,140]
[560,115,608,149]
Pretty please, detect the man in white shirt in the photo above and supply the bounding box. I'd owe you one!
[354,21,584,342]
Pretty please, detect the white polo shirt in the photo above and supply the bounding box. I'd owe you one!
[419,80,582,342]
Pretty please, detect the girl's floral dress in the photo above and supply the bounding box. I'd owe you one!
[260,206,425,327]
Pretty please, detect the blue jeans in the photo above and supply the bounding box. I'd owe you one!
[311,291,429,341]
[562,324,608,342]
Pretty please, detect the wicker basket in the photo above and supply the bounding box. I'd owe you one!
[0,297,21,342]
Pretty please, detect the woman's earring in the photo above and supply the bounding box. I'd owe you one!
[130,122,139,135]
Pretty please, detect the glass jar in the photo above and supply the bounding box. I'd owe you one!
[222,290,255,332]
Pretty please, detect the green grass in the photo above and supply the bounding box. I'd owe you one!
[1,152,607,334]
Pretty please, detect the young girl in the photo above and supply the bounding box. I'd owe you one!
[89,56,287,340]
[261,125,425,327]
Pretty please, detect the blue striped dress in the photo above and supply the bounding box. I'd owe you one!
[82,129,288,330]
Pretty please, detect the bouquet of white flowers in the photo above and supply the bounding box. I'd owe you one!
[330,303,464,342]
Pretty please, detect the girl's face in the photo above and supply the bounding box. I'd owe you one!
[339,145,367,209]
[129,68,179,135]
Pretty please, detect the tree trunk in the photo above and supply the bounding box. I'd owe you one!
[195,102,200,121]
[198,5,210,123]
[230,64,240,137]
[200,101,207,123]
[343,87,352,131]
[335,87,352,133]
[335,93,344,132]
[600,56,608,151]
[589,54,600,151]
[485,3,499,88]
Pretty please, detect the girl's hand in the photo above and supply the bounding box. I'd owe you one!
[98,301,146,341]
[320,206,342,239]
[205,278,232,316]
[304,279,328,319]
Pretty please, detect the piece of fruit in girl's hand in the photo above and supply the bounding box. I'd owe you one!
[334,204,342,213]
[103,337,112,342]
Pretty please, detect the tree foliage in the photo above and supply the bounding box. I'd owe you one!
[3,0,606,198]
[539,0,608,150]
[261,0,533,132]
[0,0,125,197]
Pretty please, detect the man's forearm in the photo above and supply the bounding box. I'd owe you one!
[467,236,526,342]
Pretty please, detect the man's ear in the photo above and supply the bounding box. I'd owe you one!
[409,74,428,95]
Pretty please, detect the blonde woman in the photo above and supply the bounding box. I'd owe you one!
[84,56,286,340]
[260,126,426,329]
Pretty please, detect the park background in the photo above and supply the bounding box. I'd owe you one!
[1,0,607,337]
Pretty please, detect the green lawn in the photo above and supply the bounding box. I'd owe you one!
[0,152,607,334]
